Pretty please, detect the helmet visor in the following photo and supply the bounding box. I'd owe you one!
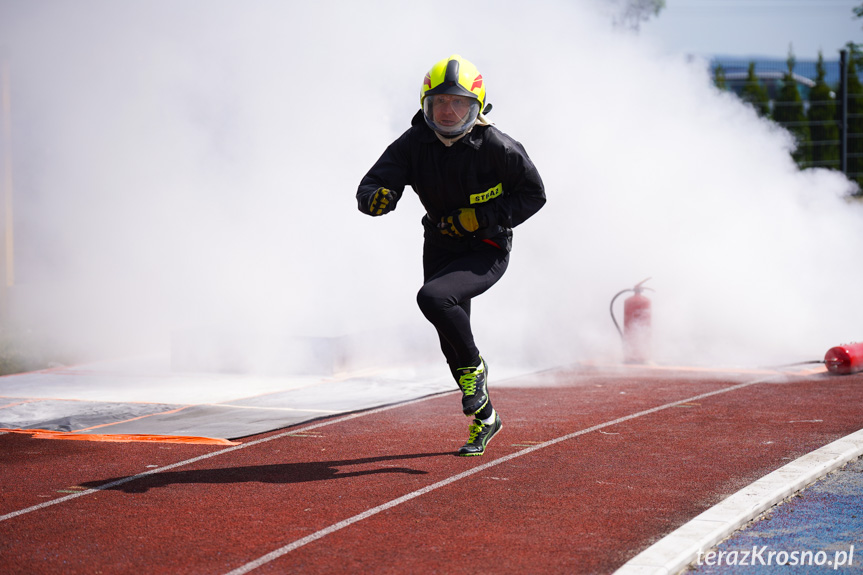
[422,94,480,137]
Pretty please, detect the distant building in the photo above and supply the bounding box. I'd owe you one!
[710,56,845,110]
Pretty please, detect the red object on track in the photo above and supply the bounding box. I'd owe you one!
[623,288,652,364]
[824,342,863,375]
[611,278,653,364]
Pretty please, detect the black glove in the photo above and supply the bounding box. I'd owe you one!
[438,208,481,238]
[368,187,396,216]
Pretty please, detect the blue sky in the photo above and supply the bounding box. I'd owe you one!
[641,0,861,60]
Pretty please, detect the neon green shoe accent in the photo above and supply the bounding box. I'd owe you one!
[458,413,502,457]
[467,421,483,442]
[456,358,489,416]
[457,370,480,395]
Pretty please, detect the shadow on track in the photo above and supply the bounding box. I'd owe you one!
[80,452,453,493]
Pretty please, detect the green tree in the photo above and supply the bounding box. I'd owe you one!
[610,0,666,31]
[740,62,770,117]
[853,6,863,66]
[713,64,727,91]
[846,44,863,188]
[807,52,839,169]
[772,49,810,166]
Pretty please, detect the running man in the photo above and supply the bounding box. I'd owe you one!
[357,54,546,456]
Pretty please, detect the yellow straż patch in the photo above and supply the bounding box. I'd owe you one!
[470,183,502,204]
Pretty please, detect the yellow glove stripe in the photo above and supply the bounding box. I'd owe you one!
[370,188,392,215]
[459,208,479,232]
[438,208,479,238]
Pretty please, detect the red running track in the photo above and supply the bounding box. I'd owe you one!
[2,365,862,574]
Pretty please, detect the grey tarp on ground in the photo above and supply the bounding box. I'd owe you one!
[0,356,458,440]
[0,399,182,433]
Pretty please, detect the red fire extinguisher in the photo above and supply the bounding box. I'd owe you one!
[824,342,863,375]
[611,278,653,364]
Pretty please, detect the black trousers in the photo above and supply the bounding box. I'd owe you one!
[416,240,509,374]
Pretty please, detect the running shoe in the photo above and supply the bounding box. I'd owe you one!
[458,412,502,457]
[456,357,488,416]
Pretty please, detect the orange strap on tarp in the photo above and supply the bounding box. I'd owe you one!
[0,428,239,445]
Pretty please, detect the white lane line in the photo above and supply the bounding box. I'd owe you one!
[222,377,775,575]
[0,393,450,523]
[614,427,863,575]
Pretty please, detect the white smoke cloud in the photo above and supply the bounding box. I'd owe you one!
[1,0,860,371]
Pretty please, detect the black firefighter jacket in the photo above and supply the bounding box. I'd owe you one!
[357,110,546,253]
